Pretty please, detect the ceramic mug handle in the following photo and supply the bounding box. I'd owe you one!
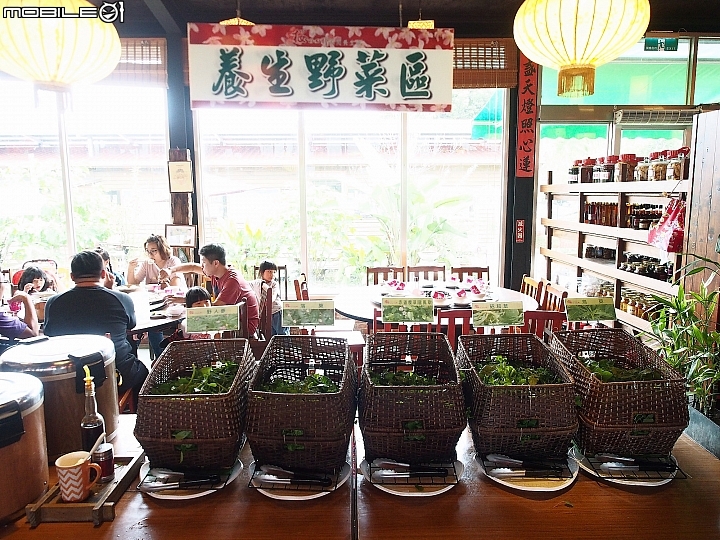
[87,462,103,491]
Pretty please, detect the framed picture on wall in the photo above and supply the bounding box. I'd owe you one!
[165,224,197,248]
[168,161,193,193]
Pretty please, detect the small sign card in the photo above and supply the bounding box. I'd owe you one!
[282,300,335,327]
[186,305,239,332]
[472,301,524,327]
[565,297,617,322]
[381,297,433,324]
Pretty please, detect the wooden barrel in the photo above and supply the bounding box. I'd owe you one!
[0,335,119,462]
[0,373,48,523]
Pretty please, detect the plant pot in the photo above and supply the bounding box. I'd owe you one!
[684,405,720,459]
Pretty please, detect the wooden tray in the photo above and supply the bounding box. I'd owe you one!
[25,452,145,527]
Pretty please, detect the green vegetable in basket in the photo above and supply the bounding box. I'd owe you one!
[369,370,438,386]
[150,362,239,395]
[580,357,664,383]
[259,373,339,394]
[475,355,560,386]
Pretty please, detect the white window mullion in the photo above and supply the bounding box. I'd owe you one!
[400,112,408,268]
[298,110,309,276]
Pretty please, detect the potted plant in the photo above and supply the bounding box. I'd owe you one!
[648,254,720,456]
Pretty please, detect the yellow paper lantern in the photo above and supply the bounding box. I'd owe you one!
[0,0,121,90]
[513,0,650,97]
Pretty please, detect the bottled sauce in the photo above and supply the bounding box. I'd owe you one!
[80,365,106,452]
[615,154,636,182]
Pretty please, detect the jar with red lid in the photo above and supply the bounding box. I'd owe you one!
[568,159,581,184]
[603,155,619,182]
[579,157,595,183]
[592,156,605,183]
[635,157,649,181]
[666,147,691,181]
[615,153,636,182]
[648,151,668,181]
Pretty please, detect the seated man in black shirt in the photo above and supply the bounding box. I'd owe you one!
[44,251,149,398]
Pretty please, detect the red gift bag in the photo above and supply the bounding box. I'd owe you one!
[648,198,686,253]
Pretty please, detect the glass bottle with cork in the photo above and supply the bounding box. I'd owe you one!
[80,365,106,452]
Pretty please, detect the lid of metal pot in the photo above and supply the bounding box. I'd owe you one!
[0,372,44,414]
[0,335,115,377]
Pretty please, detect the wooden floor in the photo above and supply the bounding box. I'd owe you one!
[2,416,720,540]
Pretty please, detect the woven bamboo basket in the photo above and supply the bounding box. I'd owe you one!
[550,328,688,455]
[359,332,465,464]
[456,333,577,458]
[246,335,357,474]
[134,339,255,470]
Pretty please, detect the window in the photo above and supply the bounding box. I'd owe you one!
[694,38,720,105]
[195,89,509,290]
[0,80,170,278]
[540,40,690,106]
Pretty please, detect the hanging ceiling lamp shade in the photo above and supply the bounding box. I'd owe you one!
[0,0,121,90]
[513,0,650,97]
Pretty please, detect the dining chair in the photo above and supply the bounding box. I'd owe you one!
[436,308,473,351]
[520,310,567,342]
[450,266,490,282]
[254,264,289,301]
[366,266,405,285]
[407,265,446,282]
[519,274,544,304]
[293,273,309,300]
[540,282,569,312]
[256,287,273,341]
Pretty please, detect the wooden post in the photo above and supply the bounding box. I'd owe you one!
[168,148,196,263]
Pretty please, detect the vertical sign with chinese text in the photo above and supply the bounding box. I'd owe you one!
[188,24,454,111]
[516,53,538,177]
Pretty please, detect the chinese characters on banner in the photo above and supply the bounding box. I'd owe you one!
[516,53,538,177]
[187,24,454,111]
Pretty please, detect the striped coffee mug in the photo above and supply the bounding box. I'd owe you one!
[55,451,102,502]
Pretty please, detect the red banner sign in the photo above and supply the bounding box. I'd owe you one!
[516,53,538,177]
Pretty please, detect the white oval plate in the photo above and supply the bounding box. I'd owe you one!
[479,453,579,492]
[139,459,243,500]
[360,459,463,497]
[570,447,678,487]
[249,461,351,500]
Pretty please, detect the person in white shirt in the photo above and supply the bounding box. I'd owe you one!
[250,261,287,337]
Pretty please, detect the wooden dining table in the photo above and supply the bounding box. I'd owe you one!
[333,284,539,324]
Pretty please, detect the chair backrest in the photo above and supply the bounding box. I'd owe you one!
[540,283,568,312]
[407,265,446,282]
[436,308,473,351]
[520,274,544,304]
[521,310,567,342]
[450,266,490,282]
[221,299,249,339]
[366,266,405,285]
[256,287,273,340]
[293,273,309,301]
[22,259,58,273]
[371,308,432,333]
[254,264,289,301]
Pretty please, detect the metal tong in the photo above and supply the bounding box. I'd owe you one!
[485,454,564,472]
[371,459,450,478]
[255,465,333,486]
[139,472,222,492]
